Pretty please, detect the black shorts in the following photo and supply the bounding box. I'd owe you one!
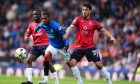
[71,47,101,62]
[30,45,48,58]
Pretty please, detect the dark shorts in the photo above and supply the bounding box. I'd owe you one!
[30,45,48,58]
[71,47,101,62]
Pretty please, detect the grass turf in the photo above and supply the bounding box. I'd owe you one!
[0,75,139,84]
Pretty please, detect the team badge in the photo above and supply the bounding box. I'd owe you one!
[51,29,54,33]
[58,26,62,30]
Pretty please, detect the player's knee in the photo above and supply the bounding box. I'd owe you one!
[70,59,77,67]
[26,54,36,65]
[66,62,71,68]
[44,53,52,62]
[95,61,103,69]
[26,59,33,65]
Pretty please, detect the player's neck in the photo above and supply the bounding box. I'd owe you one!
[35,20,40,23]
[45,21,50,25]
[84,15,90,20]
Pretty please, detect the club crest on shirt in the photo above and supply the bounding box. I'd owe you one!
[58,26,62,30]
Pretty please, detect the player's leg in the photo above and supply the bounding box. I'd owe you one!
[39,45,59,84]
[38,45,56,84]
[95,61,112,84]
[38,51,52,84]
[70,49,84,84]
[49,62,56,73]
[39,46,49,84]
[85,47,112,84]
[44,61,56,76]
[58,49,84,84]
[22,47,39,84]
[45,46,59,84]
[39,53,55,84]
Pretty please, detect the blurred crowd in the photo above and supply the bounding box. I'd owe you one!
[0,0,140,81]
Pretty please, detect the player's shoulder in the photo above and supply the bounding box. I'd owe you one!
[39,22,44,25]
[72,16,82,23]
[75,16,88,21]
[74,16,82,19]
[37,22,44,27]
[29,22,35,26]
[92,19,100,24]
[29,21,41,26]
[51,20,60,27]
[78,16,84,18]
[51,20,59,25]
[27,22,36,29]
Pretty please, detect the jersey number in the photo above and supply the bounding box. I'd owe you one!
[92,50,98,56]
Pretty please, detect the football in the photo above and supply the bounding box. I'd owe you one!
[15,48,27,61]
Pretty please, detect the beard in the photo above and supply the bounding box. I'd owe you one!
[83,14,90,19]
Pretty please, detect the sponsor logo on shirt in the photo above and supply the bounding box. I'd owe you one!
[82,26,88,34]
[47,29,55,38]
[47,33,55,38]
[58,26,62,30]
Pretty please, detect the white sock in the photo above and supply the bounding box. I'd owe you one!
[71,66,84,84]
[52,72,59,84]
[44,76,48,82]
[100,67,112,84]
[26,68,33,82]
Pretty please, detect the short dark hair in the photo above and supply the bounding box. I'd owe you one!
[82,2,92,10]
[41,10,50,17]
[34,9,41,15]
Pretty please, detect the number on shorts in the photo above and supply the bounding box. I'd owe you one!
[92,50,98,56]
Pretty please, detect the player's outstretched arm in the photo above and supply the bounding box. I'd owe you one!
[34,23,42,32]
[100,28,117,45]
[63,25,74,40]
[24,25,31,43]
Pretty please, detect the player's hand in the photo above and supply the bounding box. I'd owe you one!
[110,37,118,45]
[62,24,66,29]
[63,45,69,53]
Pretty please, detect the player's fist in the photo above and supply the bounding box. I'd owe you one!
[110,37,117,45]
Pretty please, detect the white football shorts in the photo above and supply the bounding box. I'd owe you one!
[45,45,70,62]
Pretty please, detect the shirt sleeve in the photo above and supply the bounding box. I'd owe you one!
[24,24,32,39]
[95,20,103,31]
[71,16,79,26]
[65,37,70,45]
[34,22,43,32]
[54,22,66,36]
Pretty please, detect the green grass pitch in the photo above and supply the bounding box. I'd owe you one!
[0,75,139,84]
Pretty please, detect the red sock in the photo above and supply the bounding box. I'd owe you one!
[44,54,52,62]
